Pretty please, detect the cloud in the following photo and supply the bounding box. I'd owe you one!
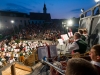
[48,3,54,6]
[70,8,81,12]
[5,3,32,12]
[17,1,36,8]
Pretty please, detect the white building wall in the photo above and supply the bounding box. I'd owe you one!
[0,16,30,30]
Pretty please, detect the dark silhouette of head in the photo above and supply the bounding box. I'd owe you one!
[66,58,98,75]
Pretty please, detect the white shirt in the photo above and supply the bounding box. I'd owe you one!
[0,61,2,66]
[91,61,100,67]
[14,53,18,57]
[67,39,79,53]
[9,58,15,63]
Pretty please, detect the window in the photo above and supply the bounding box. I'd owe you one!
[15,20,18,22]
[14,14,16,17]
[24,15,26,17]
[94,7,99,15]
[86,10,91,17]
[5,20,7,22]
[20,20,22,22]
[0,19,1,22]
[28,20,30,23]
[10,14,13,17]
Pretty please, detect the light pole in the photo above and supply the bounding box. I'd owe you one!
[0,20,1,33]
[67,20,73,26]
[81,9,84,13]
[62,20,73,35]
[11,20,15,35]
[62,22,66,33]
[95,0,100,3]
[67,20,73,37]
[66,27,68,35]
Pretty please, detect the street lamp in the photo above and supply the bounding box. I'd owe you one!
[11,20,15,35]
[11,20,14,24]
[67,20,73,26]
[95,0,100,3]
[81,8,84,13]
[67,20,73,37]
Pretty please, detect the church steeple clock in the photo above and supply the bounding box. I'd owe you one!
[43,3,47,13]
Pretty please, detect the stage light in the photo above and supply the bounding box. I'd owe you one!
[11,20,14,24]
[95,0,100,3]
[81,9,84,13]
[67,20,73,26]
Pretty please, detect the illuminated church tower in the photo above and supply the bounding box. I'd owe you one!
[43,3,47,13]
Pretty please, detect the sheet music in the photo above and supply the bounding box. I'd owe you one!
[61,34,69,41]
[58,39,64,45]
[68,32,73,37]
[38,46,48,60]
[49,45,57,57]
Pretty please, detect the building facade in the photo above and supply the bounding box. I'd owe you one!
[30,3,51,25]
[0,10,29,33]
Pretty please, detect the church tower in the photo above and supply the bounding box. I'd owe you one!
[43,3,47,13]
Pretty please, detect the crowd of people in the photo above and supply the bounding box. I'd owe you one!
[0,23,62,69]
[43,30,61,41]
[15,23,62,41]
[0,37,57,68]
[0,22,100,75]
[0,39,33,68]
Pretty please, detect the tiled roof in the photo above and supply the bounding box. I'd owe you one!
[0,10,29,18]
[30,12,51,21]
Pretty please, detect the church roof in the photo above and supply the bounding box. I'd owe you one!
[43,3,47,10]
[30,12,51,21]
[0,10,29,18]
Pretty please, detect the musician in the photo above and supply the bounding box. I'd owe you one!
[83,29,88,38]
[89,44,100,75]
[67,32,87,54]
[78,29,86,41]
[66,58,98,75]
[50,56,62,75]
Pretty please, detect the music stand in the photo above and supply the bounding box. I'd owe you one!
[58,39,64,56]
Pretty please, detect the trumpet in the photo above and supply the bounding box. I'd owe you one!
[42,59,65,75]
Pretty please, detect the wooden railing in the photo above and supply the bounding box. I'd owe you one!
[0,62,32,75]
